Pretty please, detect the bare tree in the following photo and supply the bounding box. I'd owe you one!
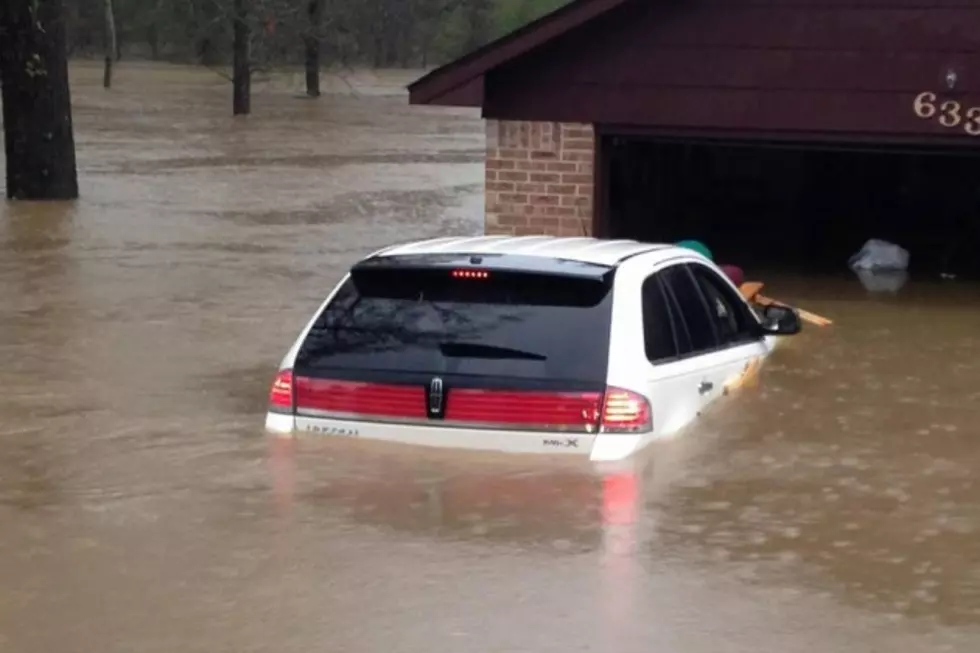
[0,0,79,200]
[103,0,118,88]
[304,0,323,97]
[232,0,251,114]
[63,0,571,72]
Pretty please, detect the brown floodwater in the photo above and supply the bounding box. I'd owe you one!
[2,61,979,653]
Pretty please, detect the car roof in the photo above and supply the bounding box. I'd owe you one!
[368,236,691,267]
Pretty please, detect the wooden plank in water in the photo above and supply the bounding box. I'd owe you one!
[739,281,764,302]
[739,282,833,327]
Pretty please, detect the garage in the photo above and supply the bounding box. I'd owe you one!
[409,0,980,277]
[603,136,980,275]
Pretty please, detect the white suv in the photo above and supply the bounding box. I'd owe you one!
[266,236,801,462]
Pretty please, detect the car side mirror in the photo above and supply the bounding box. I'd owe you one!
[759,304,802,335]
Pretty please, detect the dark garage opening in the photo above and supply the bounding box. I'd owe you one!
[603,136,980,278]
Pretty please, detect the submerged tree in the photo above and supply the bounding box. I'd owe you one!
[0,0,80,200]
[61,0,574,71]
[232,0,250,114]
[304,0,323,97]
[103,0,118,88]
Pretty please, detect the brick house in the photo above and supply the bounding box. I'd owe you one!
[408,0,980,271]
[483,120,596,238]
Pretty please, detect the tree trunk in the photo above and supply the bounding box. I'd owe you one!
[103,0,117,88]
[0,0,80,200]
[303,0,323,97]
[232,0,250,115]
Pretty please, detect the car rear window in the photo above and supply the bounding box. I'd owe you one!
[295,266,614,384]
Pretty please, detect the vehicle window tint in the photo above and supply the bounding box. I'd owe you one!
[294,268,614,383]
[661,265,718,353]
[664,284,693,355]
[641,275,679,362]
[689,264,758,346]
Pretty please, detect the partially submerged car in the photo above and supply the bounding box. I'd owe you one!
[266,236,801,462]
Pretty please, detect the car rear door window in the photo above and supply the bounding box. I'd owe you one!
[664,286,693,355]
[688,264,759,347]
[660,265,718,355]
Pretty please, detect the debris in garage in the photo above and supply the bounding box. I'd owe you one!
[848,238,910,273]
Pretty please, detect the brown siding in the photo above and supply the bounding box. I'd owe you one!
[431,75,484,107]
[484,0,980,142]
[485,121,596,236]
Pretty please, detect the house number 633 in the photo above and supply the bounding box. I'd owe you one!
[913,92,980,135]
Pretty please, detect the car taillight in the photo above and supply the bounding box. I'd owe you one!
[269,369,294,412]
[600,386,651,433]
[294,377,427,419]
[445,389,602,428]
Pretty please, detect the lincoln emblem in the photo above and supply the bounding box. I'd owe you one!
[428,377,444,416]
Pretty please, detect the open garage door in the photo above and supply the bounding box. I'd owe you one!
[600,134,980,278]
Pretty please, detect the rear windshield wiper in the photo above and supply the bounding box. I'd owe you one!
[438,342,547,361]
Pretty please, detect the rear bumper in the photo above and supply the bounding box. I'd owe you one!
[265,411,295,435]
[264,412,648,462]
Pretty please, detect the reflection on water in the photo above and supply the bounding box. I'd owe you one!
[1,61,979,652]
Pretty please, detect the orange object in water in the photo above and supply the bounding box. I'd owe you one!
[738,281,834,327]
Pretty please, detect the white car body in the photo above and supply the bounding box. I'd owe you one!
[266,236,798,462]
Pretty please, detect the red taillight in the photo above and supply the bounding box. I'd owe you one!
[445,389,602,428]
[294,377,426,419]
[269,369,294,412]
[600,387,652,433]
[284,376,651,434]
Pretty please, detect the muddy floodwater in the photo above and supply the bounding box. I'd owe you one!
[2,62,980,652]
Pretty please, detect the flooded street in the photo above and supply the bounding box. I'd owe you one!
[2,62,980,652]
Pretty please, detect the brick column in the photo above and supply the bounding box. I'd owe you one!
[485,120,595,237]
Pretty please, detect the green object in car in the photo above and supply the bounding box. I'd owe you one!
[676,239,713,261]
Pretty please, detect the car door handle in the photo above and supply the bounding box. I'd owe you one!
[698,380,714,395]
